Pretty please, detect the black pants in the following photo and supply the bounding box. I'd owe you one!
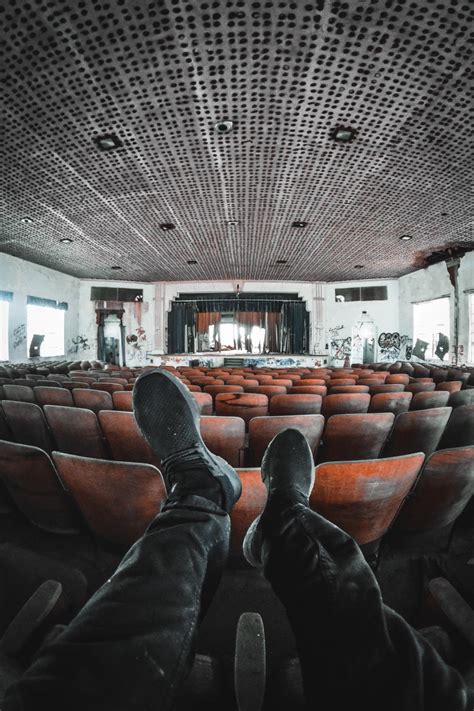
[3,493,469,711]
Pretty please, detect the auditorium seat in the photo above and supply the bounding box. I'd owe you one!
[310,453,425,552]
[448,390,474,409]
[438,405,474,449]
[327,378,357,386]
[229,469,267,560]
[69,376,96,385]
[186,384,202,392]
[0,408,12,441]
[215,393,269,427]
[288,385,327,397]
[203,385,244,402]
[112,390,133,411]
[34,387,74,408]
[98,410,160,467]
[369,384,405,395]
[90,382,124,394]
[0,441,82,534]
[358,377,387,386]
[436,381,463,394]
[98,377,129,386]
[321,393,370,418]
[410,391,450,411]
[62,381,90,391]
[391,446,474,547]
[224,376,247,385]
[240,379,260,390]
[192,392,213,415]
[1,401,54,453]
[244,385,287,398]
[72,388,114,414]
[248,415,324,466]
[44,405,108,459]
[301,378,331,386]
[386,374,410,386]
[368,392,412,416]
[328,385,370,394]
[3,385,35,404]
[269,394,322,416]
[317,413,394,463]
[269,379,293,388]
[53,453,166,548]
[405,383,436,394]
[381,407,452,458]
[13,379,34,388]
[249,375,274,384]
[200,416,245,467]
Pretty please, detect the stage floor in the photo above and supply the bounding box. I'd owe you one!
[146,352,328,368]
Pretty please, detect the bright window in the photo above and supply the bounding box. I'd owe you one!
[26,304,65,357]
[0,301,9,361]
[413,297,450,361]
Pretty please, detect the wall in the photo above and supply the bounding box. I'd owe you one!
[77,280,156,367]
[399,251,474,365]
[0,253,80,363]
[154,280,325,355]
[323,280,401,365]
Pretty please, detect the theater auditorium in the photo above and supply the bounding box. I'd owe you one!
[1,0,474,708]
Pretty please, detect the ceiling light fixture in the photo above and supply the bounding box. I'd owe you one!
[227,220,239,226]
[213,120,234,135]
[59,238,73,244]
[276,259,287,264]
[187,260,198,265]
[292,221,307,228]
[21,217,34,224]
[330,126,357,143]
[159,223,175,231]
[354,264,365,269]
[111,265,122,270]
[399,235,413,241]
[94,133,122,151]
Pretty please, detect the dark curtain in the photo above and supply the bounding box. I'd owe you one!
[168,302,196,353]
[95,308,124,362]
[280,303,309,353]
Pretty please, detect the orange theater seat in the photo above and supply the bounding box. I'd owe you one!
[34,386,74,408]
[269,394,322,416]
[98,410,161,467]
[248,415,324,466]
[112,390,133,411]
[382,407,452,458]
[200,416,246,467]
[318,413,394,463]
[1,401,54,454]
[321,393,370,418]
[369,392,412,416]
[192,392,213,415]
[53,453,166,549]
[44,405,108,459]
[230,469,267,560]
[72,388,114,414]
[215,393,269,427]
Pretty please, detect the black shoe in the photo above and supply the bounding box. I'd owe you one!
[133,369,242,512]
[243,428,314,566]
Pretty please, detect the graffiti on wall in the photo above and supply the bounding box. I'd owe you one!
[126,326,147,362]
[329,325,352,361]
[12,324,26,350]
[378,333,413,361]
[68,335,90,354]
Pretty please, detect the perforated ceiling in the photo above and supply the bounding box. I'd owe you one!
[1,0,473,282]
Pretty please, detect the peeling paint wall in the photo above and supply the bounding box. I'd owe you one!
[1,253,80,363]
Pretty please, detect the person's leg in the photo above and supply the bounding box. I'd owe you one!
[244,429,468,711]
[4,370,242,711]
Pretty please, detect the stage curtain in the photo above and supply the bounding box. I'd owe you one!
[168,302,196,353]
[280,303,309,353]
[196,311,221,334]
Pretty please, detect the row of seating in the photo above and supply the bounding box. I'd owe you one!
[0,441,472,562]
[1,399,473,466]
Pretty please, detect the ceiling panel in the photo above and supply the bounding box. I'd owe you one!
[1,0,473,281]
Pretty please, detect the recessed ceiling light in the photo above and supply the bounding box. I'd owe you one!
[354,264,365,269]
[187,260,198,265]
[330,126,357,143]
[227,220,239,226]
[399,235,413,241]
[94,133,122,151]
[111,265,122,270]
[292,221,307,228]
[59,238,73,244]
[159,223,175,231]
[276,259,287,264]
[21,217,34,224]
[213,120,234,135]
[440,212,448,217]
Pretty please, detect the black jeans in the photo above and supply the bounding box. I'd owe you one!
[3,493,469,711]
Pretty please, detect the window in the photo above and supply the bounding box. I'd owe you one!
[335,286,388,302]
[26,304,65,357]
[413,297,450,361]
[0,300,9,361]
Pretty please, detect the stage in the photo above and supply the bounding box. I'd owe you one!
[146,352,328,369]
